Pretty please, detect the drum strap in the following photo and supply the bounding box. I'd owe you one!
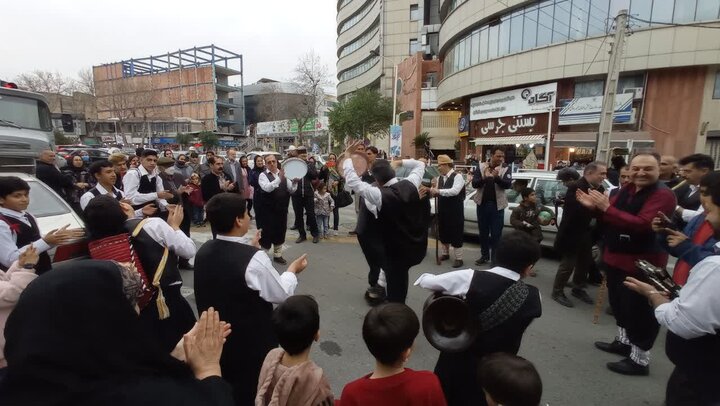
[477,281,529,332]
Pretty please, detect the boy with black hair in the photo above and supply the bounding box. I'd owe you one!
[675,153,715,225]
[255,295,333,406]
[339,303,446,406]
[0,176,83,274]
[510,187,553,244]
[479,353,543,406]
[193,193,308,406]
[123,149,174,214]
[415,231,542,406]
[80,161,156,217]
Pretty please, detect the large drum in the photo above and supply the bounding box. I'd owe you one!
[282,157,308,180]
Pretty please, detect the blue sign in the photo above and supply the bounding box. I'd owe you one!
[151,137,176,144]
[218,140,240,147]
[389,125,402,158]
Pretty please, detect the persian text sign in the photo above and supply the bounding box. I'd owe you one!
[470,83,557,121]
[473,113,549,137]
[558,93,633,125]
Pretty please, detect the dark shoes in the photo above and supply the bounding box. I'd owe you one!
[179,260,194,270]
[475,257,489,266]
[452,259,464,268]
[607,358,649,376]
[551,292,574,308]
[365,285,386,306]
[349,230,357,236]
[571,288,594,304]
[594,339,631,357]
[439,254,450,261]
[312,236,319,244]
[273,257,287,265]
[295,236,307,244]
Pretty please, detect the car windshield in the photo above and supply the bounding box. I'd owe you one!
[28,180,70,217]
[0,94,53,131]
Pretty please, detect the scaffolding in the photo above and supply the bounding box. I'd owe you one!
[106,44,244,77]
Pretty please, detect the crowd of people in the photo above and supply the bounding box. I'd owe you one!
[0,141,718,405]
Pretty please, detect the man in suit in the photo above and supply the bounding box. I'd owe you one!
[223,148,242,194]
[201,155,234,238]
[674,154,714,227]
[35,150,74,200]
[551,161,607,308]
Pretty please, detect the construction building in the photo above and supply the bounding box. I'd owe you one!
[93,45,245,141]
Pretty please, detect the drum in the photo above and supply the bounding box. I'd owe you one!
[283,157,308,179]
[338,152,369,177]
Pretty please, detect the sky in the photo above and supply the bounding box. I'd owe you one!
[0,0,338,91]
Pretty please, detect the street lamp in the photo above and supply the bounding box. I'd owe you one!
[369,50,399,126]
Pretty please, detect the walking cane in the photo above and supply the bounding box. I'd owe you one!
[435,195,441,266]
[592,277,607,324]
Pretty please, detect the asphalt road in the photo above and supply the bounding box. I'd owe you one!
[180,206,673,406]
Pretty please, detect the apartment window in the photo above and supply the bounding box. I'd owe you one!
[714,71,720,99]
[410,38,422,54]
[410,4,420,21]
[575,80,605,97]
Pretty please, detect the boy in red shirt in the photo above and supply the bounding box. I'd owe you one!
[338,303,447,406]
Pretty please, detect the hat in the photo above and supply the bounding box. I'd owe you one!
[157,156,175,167]
[437,155,453,165]
[296,145,307,151]
[285,145,297,152]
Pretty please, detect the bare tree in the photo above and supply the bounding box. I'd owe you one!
[14,71,77,95]
[76,68,96,96]
[291,51,331,143]
[256,82,288,122]
[97,79,157,145]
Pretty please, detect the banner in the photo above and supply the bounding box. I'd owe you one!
[473,113,550,137]
[470,83,557,121]
[389,125,402,158]
[558,93,633,125]
[257,117,329,136]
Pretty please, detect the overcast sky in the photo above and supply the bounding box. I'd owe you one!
[0,0,338,91]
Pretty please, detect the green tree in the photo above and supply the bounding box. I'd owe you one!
[175,132,194,149]
[53,129,77,145]
[198,131,219,151]
[328,88,393,144]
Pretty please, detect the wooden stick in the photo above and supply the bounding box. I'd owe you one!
[435,196,441,265]
[592,277,608,324]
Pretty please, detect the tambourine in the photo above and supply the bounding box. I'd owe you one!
[338,152,369,177]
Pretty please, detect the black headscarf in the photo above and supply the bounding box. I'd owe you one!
[0,260,191,405]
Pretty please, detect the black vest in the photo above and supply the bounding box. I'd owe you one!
[124,219,180,288]
[675,184,702,211]
[666,330,720,376]
[605,183,667,254]
[89,186,123,201]
[260,172,291,211]
[378,180,429,267]
[466,271,542,356]
[131,169,158,210]
[438,172,465,207]
[0,214,52,274]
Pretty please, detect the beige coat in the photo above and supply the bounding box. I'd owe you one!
[0,261,38,367]
[472,162,511,209]
[255,348,334,406]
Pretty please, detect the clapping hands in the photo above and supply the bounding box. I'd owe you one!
[182,307,231,380]
[576,189,610,212]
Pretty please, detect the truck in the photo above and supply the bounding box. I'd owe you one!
[0,81,54,174]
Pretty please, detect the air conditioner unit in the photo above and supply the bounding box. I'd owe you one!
[623,87,644,100]
[627,107,638,125]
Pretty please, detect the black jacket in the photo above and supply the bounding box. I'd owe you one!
[554,177,604,251]
[201,172,232,203]
[292,161,319,198]
[36,161,74,199]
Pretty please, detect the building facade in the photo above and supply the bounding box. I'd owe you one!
[436,0,720,166]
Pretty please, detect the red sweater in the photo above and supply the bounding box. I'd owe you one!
[338,369,447,406]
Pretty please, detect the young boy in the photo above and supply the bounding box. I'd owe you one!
[255,295,334,406]
[0,176,83,274]
[478,352,543,406]
[414,232,542,406]
[509,188,553,244]
[314,182,334,239]
[339,303,447,406]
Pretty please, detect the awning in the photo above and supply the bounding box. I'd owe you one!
[471,134,546,145]
[552,131,654,147]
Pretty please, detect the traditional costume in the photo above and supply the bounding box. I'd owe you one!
[0,208,52,274]
[435,156,466,267]
[259,168,297,262]
[123,164,168,213]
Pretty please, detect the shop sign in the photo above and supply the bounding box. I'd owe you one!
[470,83,557,121]
[389,125,402,157]
[473,113,549,137]
[458,116,469,137]
[101,135,115,142]
[558,93,633,125]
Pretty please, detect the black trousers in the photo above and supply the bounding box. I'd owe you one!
[384,256,410,303]
[357,232,387,287]
[553,234,593,294]
[138,285,197,353]
[291,193,318,238]
[666,366,720,405]
[605,265,660,351]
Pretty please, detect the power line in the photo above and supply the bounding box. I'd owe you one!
[628,15,720,29]
[583,34,609,76]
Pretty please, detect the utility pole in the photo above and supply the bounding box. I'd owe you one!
[595,9,628,164]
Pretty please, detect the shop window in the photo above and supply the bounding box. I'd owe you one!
[714,71,720,99]
[574,80,605,97]
[410,4,420,21]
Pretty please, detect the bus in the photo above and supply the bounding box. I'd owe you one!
[0,81,54,174]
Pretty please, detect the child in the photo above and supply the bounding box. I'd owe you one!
[339,303,447,406]
[186,173,205,226]
[255,295,333,406]
[509,188,553,244]
[0,176,83,275]
[314,182,334,239]
[478,352,543,406]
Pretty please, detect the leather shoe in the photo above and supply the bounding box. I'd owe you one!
[312,236,319,243]
[439,255,450,261]
[551,292,574,308]
[607,358,649,376]
[295,236,307,244]
[452,259,464,268]
[273,257,287,265]
[475,257,489,266]
[571,288,594,304]
[594,340,631,357]
[290,225,298,230]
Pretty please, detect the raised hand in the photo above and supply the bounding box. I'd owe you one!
[666,229,689,247]
[142,204,158,217]
[288,254,308,275]
[183,307,227,380]
[43,225,84,245]
[252,229,262,248]
[166,205,184,230]
[18,244,39,268]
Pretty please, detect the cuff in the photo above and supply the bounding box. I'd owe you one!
[33,238,52,253]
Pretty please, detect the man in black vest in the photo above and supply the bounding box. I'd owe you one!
[343,143,429,303]
[123,149,173,214]
[258,154,298,264]
[80,161,157,218]
[194,193,307,406]
[291,146,320,244]
[430,154,466,268]
[35,149,74,200]
[624,181,720,404]
[674,154,713,227]
[552,161,607,308]
[415,231,542,406]
[577,153,676,376]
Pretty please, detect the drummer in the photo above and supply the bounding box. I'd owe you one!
[290,146,320,244]
[258,155,298,264]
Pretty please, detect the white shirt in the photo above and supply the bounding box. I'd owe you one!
[414,266,520,297]
[135,217,196,260]
[343,159,425,218]
[216,235,298,304]
[0,208,51,269]
[258,170,298,194]
[655,255,720,340]
[123,165,169,207]
[80,184,145,219]
[437,169,465,197]
[680,205,704,223]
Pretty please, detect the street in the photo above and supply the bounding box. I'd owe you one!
[181,206,673,406]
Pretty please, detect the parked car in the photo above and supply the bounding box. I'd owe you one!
[430,169,614,248]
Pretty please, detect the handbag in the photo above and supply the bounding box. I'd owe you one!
[334,189,353,208]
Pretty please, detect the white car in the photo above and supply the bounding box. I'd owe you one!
[431,169,614,248]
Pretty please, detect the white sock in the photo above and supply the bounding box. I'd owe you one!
[453,246,463,261]
[273,245,282,258]
[630,345,650,366]
[441,245,449,256]
[617,327,630,345]
[378,270,387,288]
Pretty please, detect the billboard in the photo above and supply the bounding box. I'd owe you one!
[389,125,402,158]
[470,83,558,121]
[558,93,634,125]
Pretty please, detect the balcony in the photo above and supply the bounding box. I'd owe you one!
[215,83,240,93]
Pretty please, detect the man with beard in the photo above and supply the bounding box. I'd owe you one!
[223,148,242,194]
[472,146,512,265]
[429,154,466,268]
[674,154,714,227]
[291,146,320,244]
[201,156,235,238]
[577,153,676,375]
[258,155,298,264]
